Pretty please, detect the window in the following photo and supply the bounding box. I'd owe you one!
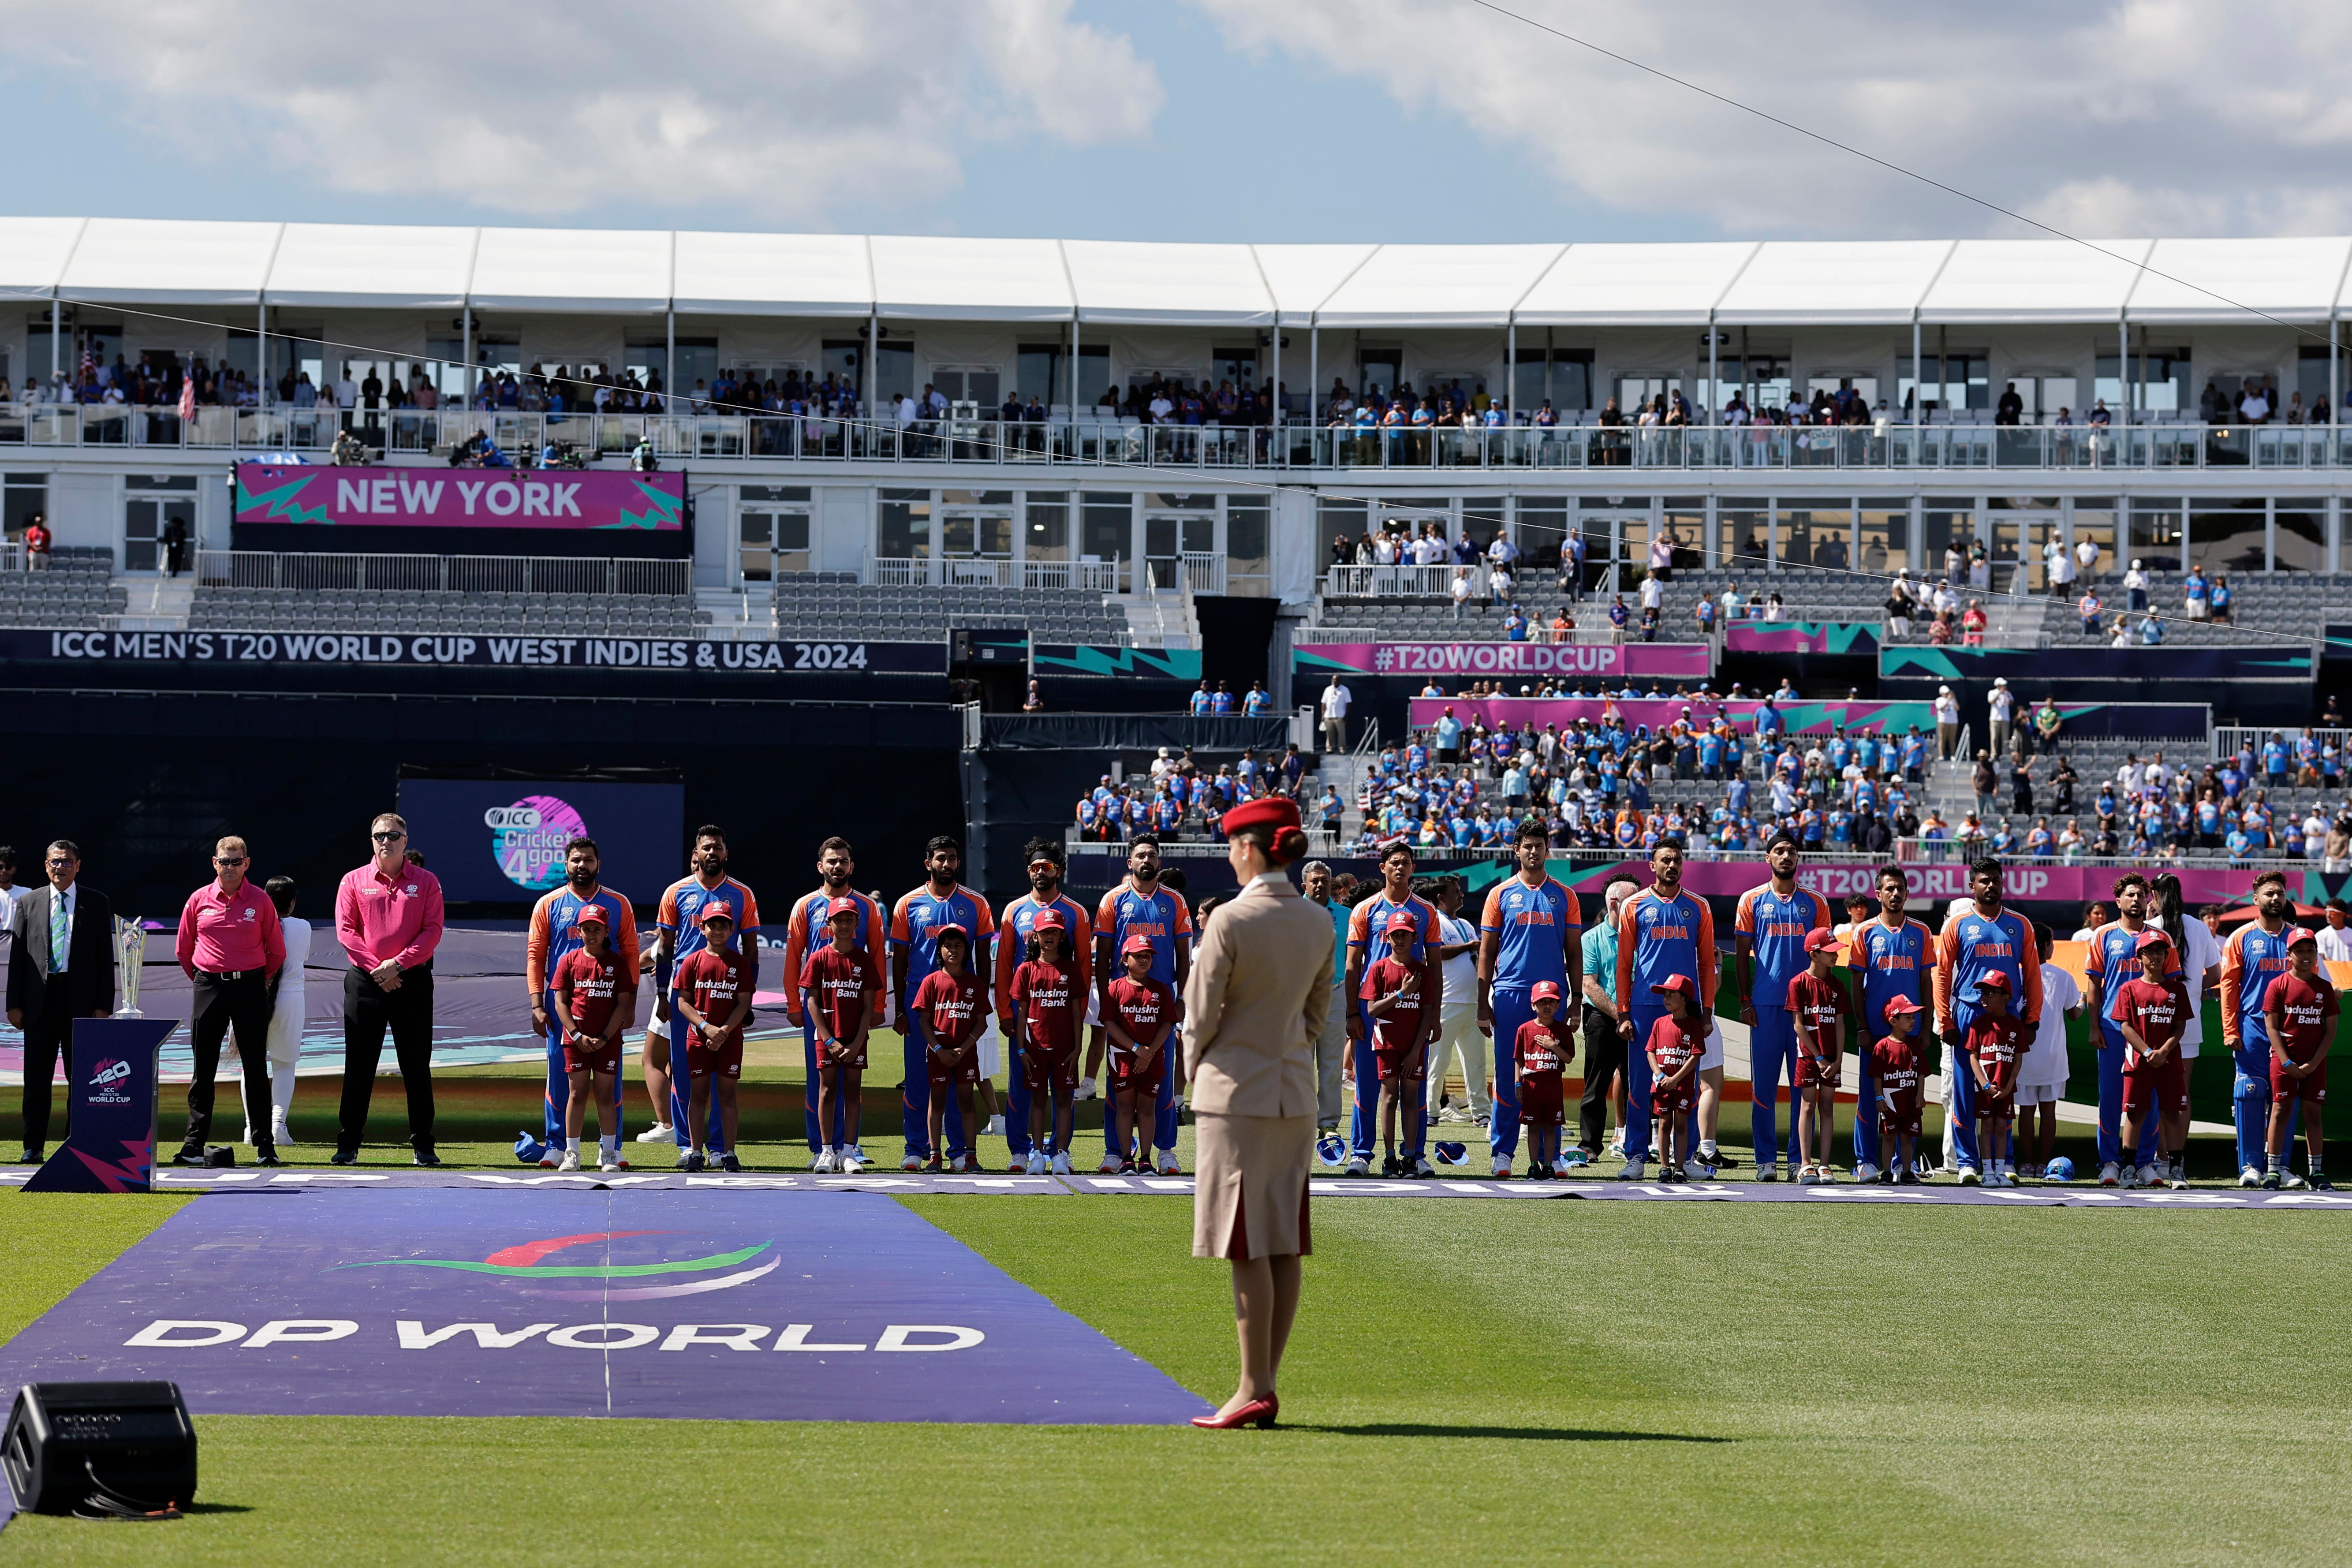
[2094,348,2191,415]
[1212,347,1258,390]
[1227,497,1269,591]
[1613,375,1681,415]
[2129,497,2182,571]
[124,474,196,574]
[1719,498,1768,571]
[1026,496,1069,562]
[1858,498,1909,575]
[2190,500,2265,575]
[2299,348,2334,410]
[1702,355,1789,416]
[1358,348,1401,400]
[930,367,1001,409]
[1545,350,1593,412]
[1081,492,1131,566]
[1074,344,1111,407]
[941,490,1013,558]
[878,488,932,560]
[740,485,811,579]
[2277,498,2326,573]
[1898,353,1988,414]
[1017,343,1062,404]
[1775,505,1851,571]
[822,339,866,396]
[621,336,713,401]
[1514,497,1568,568]
[1662,498,1706,573]
[4,473,46,541]
[2071,500,2117,578]
[1923,498,1976,570]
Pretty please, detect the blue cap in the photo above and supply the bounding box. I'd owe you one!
[1314,1134,1347,1169]
[1434,1141,1470,1166]
[2044,1155,2076,1183]
[513,1131,548,1165]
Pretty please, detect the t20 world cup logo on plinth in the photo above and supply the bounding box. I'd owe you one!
[487,795,589,892]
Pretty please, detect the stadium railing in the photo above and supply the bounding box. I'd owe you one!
[16,404,2352,473]
[192,549,691,596]
[873,556,1121,592]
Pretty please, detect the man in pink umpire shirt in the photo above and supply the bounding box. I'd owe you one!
[174,834,286,1166]
[332,812,445,1165]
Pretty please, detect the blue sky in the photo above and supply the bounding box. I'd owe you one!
[1,0,2345,243]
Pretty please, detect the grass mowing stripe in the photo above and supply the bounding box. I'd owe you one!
[0,1193,191,1345]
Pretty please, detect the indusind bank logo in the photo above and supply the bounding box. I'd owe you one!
[339,1230,779,1301]
[486,795,589,892]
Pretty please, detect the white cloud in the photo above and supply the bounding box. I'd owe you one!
[0,0,1163,223]
[1187,0,2352,238]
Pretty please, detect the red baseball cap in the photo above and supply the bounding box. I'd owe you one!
[1032,911,1065,933]
[1385,913,1420,935]
[1531,981,1563,1003]
[1120,933,1156,956]
[2134,928,2172,952]
[1650,974,1696,997]
[825,895,862,919]
[1976,970,2012,991]
[2289,928,2319,948]
[933,922,969,944]
[1881,994,1923,1017]
[697,905,735,926]
[1803,927,1841,953]
[572,907,608,929]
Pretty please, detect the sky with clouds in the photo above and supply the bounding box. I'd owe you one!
[2,0,2345,242]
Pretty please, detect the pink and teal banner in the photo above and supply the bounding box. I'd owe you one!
[1407,696,1934,735]
[236,463,684,531]
[1726,621,1879,655]
[1295,640,1709,680]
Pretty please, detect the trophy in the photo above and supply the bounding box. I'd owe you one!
[114,915,146,1017]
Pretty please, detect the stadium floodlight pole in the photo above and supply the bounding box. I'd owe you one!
[1505,314,1515,425]
[867,310,879,428]
[49,293,59,386]
[665,305,675,415]
[1308,317,1318,429]
[1707,309,1719,429]
[1910,315,1921,437]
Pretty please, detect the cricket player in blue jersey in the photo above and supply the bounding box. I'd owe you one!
[2221,869,2301,1185]
[524,838,639,1164]
[1932,858,2042,1184]
[1615,838,1716,1180]
[780,836,891,1160]
[1478,818,1582,1178]
[1345,841,1442,1177]
[1735,831,1832,1180]
[1093,835,1192,1173]
[993,838,1090,1169]
[1844,864,1930,1180]
[2079,872,2181,1183]
[654,827,760,1163]
[890,835,997,1171]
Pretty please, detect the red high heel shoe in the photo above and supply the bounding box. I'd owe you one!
[1191,1395,1278,1429]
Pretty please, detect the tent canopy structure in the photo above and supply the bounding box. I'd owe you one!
[6,217,2352,327]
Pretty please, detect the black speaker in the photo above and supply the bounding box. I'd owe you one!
[3,1381,198,1516]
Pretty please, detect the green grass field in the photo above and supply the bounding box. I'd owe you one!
[4,1184,2350,1565]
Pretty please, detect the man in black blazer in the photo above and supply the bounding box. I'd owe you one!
[6,840,117,1161]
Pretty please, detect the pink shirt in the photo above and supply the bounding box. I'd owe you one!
[336,861,445,971]
[176,879,286,979]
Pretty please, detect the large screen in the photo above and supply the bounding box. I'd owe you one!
[396,779,685,904]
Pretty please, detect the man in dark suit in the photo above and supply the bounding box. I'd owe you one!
[6,840,118,1161]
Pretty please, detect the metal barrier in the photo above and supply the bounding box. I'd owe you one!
[193,549,691,596]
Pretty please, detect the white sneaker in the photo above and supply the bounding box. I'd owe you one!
[901,1153,925,1172]
[2098,1161,2121,1187]
[1025,1150,1048,1176]
[599,1146,623,1173]
[1345,1154,1371,1177]
[2137,1163,2162,1188]
[984,1115,1007,1136]
[270,1111,296,1147]
[1073,1078,1097,1102]
[1050,1152,1072,1176]
[635,1123,674,1143]
[810,1148,839,1173]
[2285,1171,2311,1191]
[1956,1166,1981,1186]
[2239,1165,2264,1188]
[840,1148,867,1175]
[2118,1165,2141,1189]
[1853,1162,1880,1183]
[538,1143,561,1169]
[1617,1158,1646,1180]
[1155,1150,1181,1176]
[557,1148,580,1172]
[1490,1153,1513,1178]
[1607,1133,1626,1158]
[1551,1154,1572,1177]
[1097,1154,1124,1174]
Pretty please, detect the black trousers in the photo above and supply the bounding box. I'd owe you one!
[338,964,436,1154]
[19,982,75,1152]
[1578,1002,1627,1156]
[186,970,272,1149]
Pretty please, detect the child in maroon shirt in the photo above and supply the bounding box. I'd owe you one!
[2109,929,2189,1188]
[1009,911,1082,1175]
[2264,930,2337,1189]
[799,897,881,1175]
[1966,970,2029,1182]
[1646,974,1706,1179]
[552,906,636,1173]
[1102,934,1175,1174]
[674,907,756,1172]
[1870,995,1926,1184]
[911,924,984,1174]
[1513,981,1575,1180]
[1787,928,1850,1184]
[1360,915,1429,1177]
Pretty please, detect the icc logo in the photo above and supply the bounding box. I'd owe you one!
[484,806,544,830]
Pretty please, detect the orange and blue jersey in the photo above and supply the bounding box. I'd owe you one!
[657,874,760,982]
[526,884,640,999]
[1932,903,2041,1033]
[1095,881,1191,990]
[1348,892,1441,970]
[2082,920,2184,1045]
[1846,915,1931,1034]
[780,887,892,1023]
[1479,874,1581,991]
[993,891,1089,1018]
[1736,884,1831,1008]
[2220,920,2299,1055]
[892,883,997,1004]
[1615,885,1717,1017]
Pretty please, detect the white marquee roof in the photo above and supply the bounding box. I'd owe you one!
[9,216,2352,328]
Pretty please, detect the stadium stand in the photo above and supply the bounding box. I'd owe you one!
[0,548,130,625]
[187,584,705,636]
[769,574,1131,644]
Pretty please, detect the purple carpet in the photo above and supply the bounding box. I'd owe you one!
[0,1190,1208,1424]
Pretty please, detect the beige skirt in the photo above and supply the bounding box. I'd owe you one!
[1191,1111,1314,1261]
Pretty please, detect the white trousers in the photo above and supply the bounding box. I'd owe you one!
[1429,1005,1490,1118]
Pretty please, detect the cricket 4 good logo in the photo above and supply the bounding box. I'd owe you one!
[343,1228,780,1302]
[489,795,589,892]
[88,1057,133,1105]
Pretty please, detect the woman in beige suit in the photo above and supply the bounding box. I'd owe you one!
[1182,795,1332,1429]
